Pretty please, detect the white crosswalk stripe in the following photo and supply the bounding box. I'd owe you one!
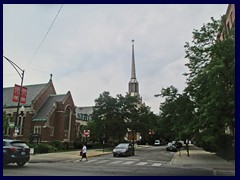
[87,159,98,163]
[152,163,162,167]
[136,162,148,166]
[122,161,135,165]
[109,160,123,164]
[95,160,109,164]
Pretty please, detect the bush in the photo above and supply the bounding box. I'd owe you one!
[62,142,69,150]
[203,137,217,152]
[34,144,57,153]
[50,140,62,150]
[217,134,235,160]
[73,141,82,149]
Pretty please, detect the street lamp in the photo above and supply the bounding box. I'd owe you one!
[3,55,25,138]
[102,123,105,153]
[19,106,25,116]
[132,129,135,148]
[100,115,106,153]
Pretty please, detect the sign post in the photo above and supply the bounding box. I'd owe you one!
[83,130,90,145]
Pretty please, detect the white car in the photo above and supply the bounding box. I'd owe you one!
[154,140,161,146]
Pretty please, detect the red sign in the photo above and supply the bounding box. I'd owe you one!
[83,130,90,137]
[12,84,28,104]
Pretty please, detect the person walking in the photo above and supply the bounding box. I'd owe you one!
[80,144,88,161]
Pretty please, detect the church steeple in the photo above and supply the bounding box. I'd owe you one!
[131,39,136,80]
[129,39,139,96]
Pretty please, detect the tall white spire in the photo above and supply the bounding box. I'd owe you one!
[129,39,139,96]
[131,39,136,80]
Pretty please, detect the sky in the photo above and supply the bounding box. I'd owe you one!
[3,4,228,114]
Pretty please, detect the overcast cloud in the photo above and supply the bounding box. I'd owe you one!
[3,4,227,114]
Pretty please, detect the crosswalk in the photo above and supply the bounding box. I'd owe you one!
[213,169,235,176]
[72,159,163,167]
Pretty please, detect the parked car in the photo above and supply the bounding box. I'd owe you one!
[113,143,135,157]
[154,140,161,146]
[3,139,30,167]
[166,142,177,152]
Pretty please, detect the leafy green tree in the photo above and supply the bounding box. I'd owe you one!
[89,91,128,144]
[88,91,157,145]
[156,86,183,141]
[183,16,235,155]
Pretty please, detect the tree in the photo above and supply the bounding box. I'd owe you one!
[88,91,157,145]
[183,16,235,156]
[155,86,194,141]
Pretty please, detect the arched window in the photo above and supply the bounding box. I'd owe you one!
[17,115,25,135]
[64,107,71,130]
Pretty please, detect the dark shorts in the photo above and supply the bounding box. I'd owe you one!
[82,153,87,158]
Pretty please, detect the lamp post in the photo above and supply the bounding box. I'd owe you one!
[103,123,105,153]
[3,55,25,138]
[132,129,135,147]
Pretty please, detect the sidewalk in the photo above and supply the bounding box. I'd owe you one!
[171,145,235,175]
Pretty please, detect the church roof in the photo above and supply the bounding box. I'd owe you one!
[33,94,67,121]
[3,83,49,107]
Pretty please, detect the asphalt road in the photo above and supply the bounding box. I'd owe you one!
[3,146,213,176]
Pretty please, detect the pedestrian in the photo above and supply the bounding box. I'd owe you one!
[80,144,88,161]
[186,139,190,157]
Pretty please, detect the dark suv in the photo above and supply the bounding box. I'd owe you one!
[3,139,30,167]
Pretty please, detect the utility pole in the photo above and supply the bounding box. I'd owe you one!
[3,55,25,138]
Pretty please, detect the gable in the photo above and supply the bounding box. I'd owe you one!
[33,94,67,121]
[3,83,48,107]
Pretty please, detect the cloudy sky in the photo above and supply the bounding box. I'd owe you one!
[3,4,228,114]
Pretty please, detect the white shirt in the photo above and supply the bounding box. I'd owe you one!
[82,146,87,153]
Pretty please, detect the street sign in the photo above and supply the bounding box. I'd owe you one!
[83,130,90,137]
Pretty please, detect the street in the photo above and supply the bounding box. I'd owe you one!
[3,146,213,176]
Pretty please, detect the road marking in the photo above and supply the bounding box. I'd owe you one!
[95,160,109,164]
[215,170,235,176]
[74,159,164,167]
[136,162,148,166]
[110,161,123,164]
[113,158,139,161]
[152,163,162,167]
[122,161,135,165]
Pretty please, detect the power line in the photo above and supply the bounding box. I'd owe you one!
[27,4,63,68]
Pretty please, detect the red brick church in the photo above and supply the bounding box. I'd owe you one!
[3,78,76,144]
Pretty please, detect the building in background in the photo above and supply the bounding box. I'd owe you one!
[225,4,235,34]
[75,106,93,140]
